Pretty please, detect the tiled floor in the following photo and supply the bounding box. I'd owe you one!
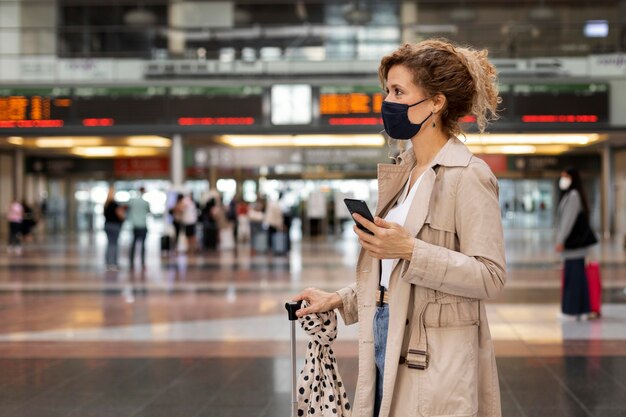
[1,228,626,416]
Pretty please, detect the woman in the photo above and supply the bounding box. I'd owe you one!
[293,39,506,417]
[7,199,24,254]
[182,195,199,252]
[103,187,125,270]
[171,194,185,251]
[555,167,595,320]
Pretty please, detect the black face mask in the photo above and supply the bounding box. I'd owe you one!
[381,97,432,140]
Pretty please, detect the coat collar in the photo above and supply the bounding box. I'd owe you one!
[375,137,472,218]
[393,136,474,169]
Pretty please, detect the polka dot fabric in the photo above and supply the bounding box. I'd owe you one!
[296,301,351,417]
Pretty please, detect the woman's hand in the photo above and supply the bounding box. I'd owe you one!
[352,213,415,260]
[292,288,343,318]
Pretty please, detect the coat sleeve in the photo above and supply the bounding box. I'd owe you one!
[336,282,358,325]
[400,160,506,300]
[556,191,581,245]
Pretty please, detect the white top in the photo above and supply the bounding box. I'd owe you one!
[380,171,424,289]
[182,197,198,225]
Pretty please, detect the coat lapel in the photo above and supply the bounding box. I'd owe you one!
[375,163,412,219]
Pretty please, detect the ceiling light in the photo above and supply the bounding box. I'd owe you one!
[464,133,602,146]
[71,147,162,158]
[584,20,609,38]
[35,137,103,148]
[7,136,23,145]
[467,144,572,155]
[218,134,385,147]
[125,136,171,147]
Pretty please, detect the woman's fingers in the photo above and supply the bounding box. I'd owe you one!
[296,305,316,317]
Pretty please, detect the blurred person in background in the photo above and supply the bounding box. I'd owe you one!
[555,167,596,320]
[236,197,251,243]
[20,200,37,243]
[127,186,151,270]
[103,187,126,270]
[170,194,185,251]
[227,194,239,244]
[264,194,284,254]
[182,194,199,253]
[7,198,24,255]
[249,196,267,253]
[201,196,219,251]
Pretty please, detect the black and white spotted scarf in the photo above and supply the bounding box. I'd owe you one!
[297,301,351,417]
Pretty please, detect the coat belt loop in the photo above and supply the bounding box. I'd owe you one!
[404,289,430,371]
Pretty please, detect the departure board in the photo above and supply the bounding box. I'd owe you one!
[317,83,607,129]
[319,86,384,126]
[0,86,264,129]
[511,83,608,123]
[0,88,72,128]
[0,83,611,133]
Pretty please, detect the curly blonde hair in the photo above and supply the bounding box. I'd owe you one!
[378,38,500,136]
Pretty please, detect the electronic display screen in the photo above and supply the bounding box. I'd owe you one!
[0,86,264,129]
[0,83,610,132]
[319,86,383,126]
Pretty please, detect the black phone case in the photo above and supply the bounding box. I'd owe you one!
[344,199,374,235]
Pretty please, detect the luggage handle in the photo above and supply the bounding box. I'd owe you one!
[285,301,302,321]
[285,301,302,417]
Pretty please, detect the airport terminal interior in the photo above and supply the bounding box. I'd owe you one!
[2,0,626,416]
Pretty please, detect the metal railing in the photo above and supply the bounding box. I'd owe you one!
[0,21,623,60]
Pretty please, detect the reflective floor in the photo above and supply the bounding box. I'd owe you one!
[1,227,626,417]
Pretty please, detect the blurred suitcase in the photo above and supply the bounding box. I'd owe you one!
[203,223,218,250]
[586,261,602,316]
[272,231,288,255]
[160,235,171,252]
[252,229,268,254]
[219,227,235,250]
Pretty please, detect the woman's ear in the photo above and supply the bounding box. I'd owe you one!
[431,93,446,114]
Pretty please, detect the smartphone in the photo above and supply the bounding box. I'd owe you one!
[344,198,375,235]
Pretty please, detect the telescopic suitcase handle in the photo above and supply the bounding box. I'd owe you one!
[285,300,302,417]
[285,301,302,321]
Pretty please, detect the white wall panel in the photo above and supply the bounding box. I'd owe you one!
[609,80,626,126]
[0,154,14,239]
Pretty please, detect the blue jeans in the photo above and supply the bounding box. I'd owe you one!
[130,227,148,267]
[104,223,122,266]
[373,304,389,417]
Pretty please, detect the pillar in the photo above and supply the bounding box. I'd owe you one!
[170,134,184,187]
[14,148,24,202]
[400,1,418,44]
[601,144,614,239]
[209,166,218,192]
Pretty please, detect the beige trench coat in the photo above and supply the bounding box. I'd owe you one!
[337,137,506,417]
